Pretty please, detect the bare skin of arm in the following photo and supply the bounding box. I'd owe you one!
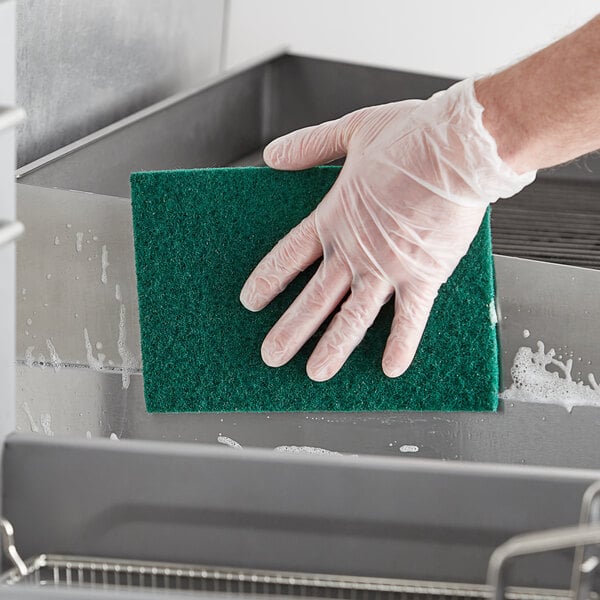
[476,15,600,174]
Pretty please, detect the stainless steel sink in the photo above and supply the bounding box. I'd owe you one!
[12,52,600,467]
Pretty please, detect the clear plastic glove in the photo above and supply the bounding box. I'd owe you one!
[240,78,536,381]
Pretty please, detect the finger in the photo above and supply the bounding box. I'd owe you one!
[261,258,351,368]
[264,117,349,170]
[240,213,321,312]
[382,283,439,378]
[306,276,394,382]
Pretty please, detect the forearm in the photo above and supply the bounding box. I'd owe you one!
[476,15,600,174]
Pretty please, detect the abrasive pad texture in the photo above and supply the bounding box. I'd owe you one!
[130,166,499,413]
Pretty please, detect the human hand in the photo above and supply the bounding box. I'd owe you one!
[240,79,535,381]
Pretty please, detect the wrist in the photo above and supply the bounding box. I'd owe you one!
[474,75,536,175]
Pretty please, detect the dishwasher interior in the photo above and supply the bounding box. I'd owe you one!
[2,53,600,598]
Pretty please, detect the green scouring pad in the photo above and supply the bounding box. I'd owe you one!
[130,166,499,413]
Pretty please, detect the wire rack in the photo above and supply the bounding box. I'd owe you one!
[1,482,599,599]
[0,554,577,600]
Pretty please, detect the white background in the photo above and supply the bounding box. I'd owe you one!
[225,0,599,78]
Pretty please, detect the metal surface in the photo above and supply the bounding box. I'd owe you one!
[0,107,25,133]
[4,435,600,589]
[0,221,23,248]
[12,54,600,468]
[13,182,600,467]
[572,482,600,599]
[0,520,26,577]
[15,55,456,195]
[492,179,600,269]
[488,524,600,600]
[0,547,582,600]
[0,0,18,541]
[16,0,226,167]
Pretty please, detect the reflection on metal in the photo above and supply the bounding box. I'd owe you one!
[488,523,600,600]
[572,481,600,599]
[0,106,25,132]
[0,519,27,577]
[16,0,226,166]
[0,220,23,248]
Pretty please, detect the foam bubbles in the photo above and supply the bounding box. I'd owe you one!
[274,446,342,456]
[217,435,243,449]
[215,435,342,456]
[83,328,104,371]
[399,445,419,453]
[101,244,109,284]
[501,340,600,412]
[46,338,62,372]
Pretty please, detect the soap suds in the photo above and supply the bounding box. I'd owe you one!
[115,283,122,301]
[101,245,109,284]
[501,340,600,412]
[399,445,419,453]
[76,232,83,252]
[217,435,243,449]
[45,338,62,372]
[21,402,39,433]
[117,302,138,389]
[24,346,35,368]
[523,329,530,339]
[216,435,342,456]
[40,413,53,437]
[83,328,104,371]
[274,445,342,456]
[109,432,119,441]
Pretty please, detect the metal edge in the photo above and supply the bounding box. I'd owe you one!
[0,106,25,132]
[492,253,600,275]
[15,46,290,181]
[6,432,600,482]
[282,50,460,82]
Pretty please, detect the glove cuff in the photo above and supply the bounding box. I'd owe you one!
[420,78,537,207]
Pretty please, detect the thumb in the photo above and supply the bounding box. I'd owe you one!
[263,117,350,170]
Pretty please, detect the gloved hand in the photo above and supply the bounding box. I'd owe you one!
[240,78,536,381]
